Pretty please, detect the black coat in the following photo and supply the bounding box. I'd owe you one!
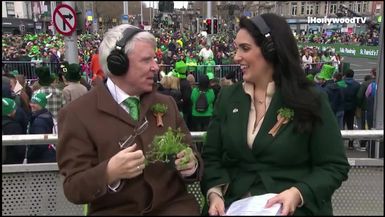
[322,80,345,114]
[28,108,55,163]
[2,116,26,164]
[342,78,361,111]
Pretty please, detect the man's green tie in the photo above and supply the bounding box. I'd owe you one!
[123,97,140,121]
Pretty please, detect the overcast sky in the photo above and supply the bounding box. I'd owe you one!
[143,1,188,9]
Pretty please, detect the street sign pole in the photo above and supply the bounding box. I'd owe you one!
[207,1,212,46]
[63,1,78,64]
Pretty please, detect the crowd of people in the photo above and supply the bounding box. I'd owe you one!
[0,13,378,215]
[296,29,380,46]
[2,19,379,163]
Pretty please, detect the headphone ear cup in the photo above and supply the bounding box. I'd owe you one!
[261,39,276,62]
[107,50,129,76]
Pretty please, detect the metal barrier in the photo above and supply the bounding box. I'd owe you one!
[158,64,242,82]
[2,130,384,215]
[2,61,61,81]
[2,61,242,83]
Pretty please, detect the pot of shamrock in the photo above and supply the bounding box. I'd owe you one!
[145,127,192,170]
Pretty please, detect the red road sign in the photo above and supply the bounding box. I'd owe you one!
[53,3,77,36]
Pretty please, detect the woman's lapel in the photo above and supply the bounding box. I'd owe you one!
[251,90,284,155]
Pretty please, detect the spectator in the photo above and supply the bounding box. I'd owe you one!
[342,69,361,150]
[158,75,183,112]
[301,49,313,74]
[199,43,214,62]
[35,66,65,121]
[62,63,88,105]
[2,98,26,164]
[90,50,105,83]
[27,92,55,163]
[190,74,215,132]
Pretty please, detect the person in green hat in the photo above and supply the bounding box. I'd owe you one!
[318,65,345,130]
[34,66,65,122]
[185,52,198,74]
[174,60,187,79]
[2,97,26,164]
[28,92,56,163]
[204,56,216,80]
[62,64,88,105]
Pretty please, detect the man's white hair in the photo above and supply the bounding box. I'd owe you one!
[99,24,156,76]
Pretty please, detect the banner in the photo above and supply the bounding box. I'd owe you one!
[298,43,379,59]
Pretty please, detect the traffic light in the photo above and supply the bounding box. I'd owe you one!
[206,18,212,34]
[213,19,218,34]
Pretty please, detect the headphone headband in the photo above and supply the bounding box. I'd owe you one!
[115,27,144,51]
[251,16,271,38]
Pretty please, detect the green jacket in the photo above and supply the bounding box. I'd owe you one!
[191,88,215,117]
[200,82,350,215]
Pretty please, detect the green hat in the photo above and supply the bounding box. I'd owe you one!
[64,63,82,82]
[306,74,314,81]
[2,98,16,116]
[175,61,187,78]
[31,92,48,108]
[35,66,55,86]
[10,70,19,76]
[318,64,335,80]
[207,72,215,80]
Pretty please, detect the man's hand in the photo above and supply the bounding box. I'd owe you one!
[175,147,197,177]
[265,187,302,216]
[106,143,145,184]
[208,192,225,216]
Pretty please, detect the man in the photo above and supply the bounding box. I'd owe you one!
[342,69,361,150]
[2,97,26,164]
[199,43,214,62]
[62,63,88,105]
[57,24,203,215]
[34,66,65,121]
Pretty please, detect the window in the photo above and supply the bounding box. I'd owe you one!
[324,2,328,14]
[301,2,305,15]
[307,5,314,15]
[291,2,298,16]
[315,2,320,14]
[363,2,368,13]
[357,2,362,13]
[6,2,15,17]
[330,3,337,14]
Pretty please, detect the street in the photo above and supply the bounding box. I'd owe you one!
[343,56,379,83]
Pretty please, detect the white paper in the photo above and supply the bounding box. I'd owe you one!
[225,193,281,216]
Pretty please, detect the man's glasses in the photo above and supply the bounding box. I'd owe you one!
[118,117,149,149]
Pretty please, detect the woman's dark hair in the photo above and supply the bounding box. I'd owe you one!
[239,14,322,133]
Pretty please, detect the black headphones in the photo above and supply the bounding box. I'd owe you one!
[250,16,276,62]
[107,27,144,76]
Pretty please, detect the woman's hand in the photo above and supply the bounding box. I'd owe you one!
[208,192,225,216]
[265,187,302,216]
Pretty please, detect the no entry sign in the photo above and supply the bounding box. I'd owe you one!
[53,3,77,36]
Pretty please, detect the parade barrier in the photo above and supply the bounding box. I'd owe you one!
[2,130,384,216]
[2,61,61,82]
[298,43,380,59]
[2,61,242,83]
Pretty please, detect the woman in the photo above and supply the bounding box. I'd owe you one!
[158,75,183,112]
[200,14,350,216]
